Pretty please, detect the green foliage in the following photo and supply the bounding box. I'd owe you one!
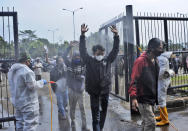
[18,30,70,59]
[0,36,14,58]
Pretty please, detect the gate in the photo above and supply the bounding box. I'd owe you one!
[0,7,19,129]
[98,5,188,103]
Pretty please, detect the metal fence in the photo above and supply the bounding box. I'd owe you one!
[0,7,19,129]
[99,5,188,102]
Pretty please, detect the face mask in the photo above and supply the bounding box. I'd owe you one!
[27,61,32,69]
[96,55,104,61]
[153,50,164,57]
[73,59,81,64]
[57,63,64,68]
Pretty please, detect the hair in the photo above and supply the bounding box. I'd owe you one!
[18,58,30,63]
[56,56,63,63]
[147,38,161,52]
[92,44,105,54]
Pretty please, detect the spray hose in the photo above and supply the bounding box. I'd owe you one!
[47,81,56,131]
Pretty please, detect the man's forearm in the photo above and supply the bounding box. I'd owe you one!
[79,35,86,55]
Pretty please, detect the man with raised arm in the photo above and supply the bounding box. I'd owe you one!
[79,24,119,131]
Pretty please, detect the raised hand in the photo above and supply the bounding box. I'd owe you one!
[110,25,118,36]
[81,24,89,35]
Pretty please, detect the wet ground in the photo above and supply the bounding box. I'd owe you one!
[0,72,188,131]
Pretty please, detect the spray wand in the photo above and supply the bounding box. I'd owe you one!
[47,81,56,131]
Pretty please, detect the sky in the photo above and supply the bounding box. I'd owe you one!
[1,0,188,43]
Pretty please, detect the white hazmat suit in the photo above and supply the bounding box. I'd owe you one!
[157,52,174,107]
[156,51,175,126]
[8,63,45,131]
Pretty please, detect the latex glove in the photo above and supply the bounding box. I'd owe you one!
[42,79,48,85]
[169,69,175,77]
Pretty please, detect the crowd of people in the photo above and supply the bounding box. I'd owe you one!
[5,23,188,131]
[7,24,119,131]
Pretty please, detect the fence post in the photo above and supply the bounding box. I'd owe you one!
[135,19,140,57]
[105,27,109,54]
[123,11,129,102]
[123,5,135,102]
[164,20,169,51]
[115,58,119,95]
[13,12,19,60]
[124,5,139,114]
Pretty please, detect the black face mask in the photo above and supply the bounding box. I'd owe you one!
[57,63,64,68]
[28,62,33,70]
[153,50,164,57]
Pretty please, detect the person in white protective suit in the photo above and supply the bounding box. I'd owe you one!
[155,51,175,126]
[8,52,47,131]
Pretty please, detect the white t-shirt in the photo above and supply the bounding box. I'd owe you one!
[34,62,43,75]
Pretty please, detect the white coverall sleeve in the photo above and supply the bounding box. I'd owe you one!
[24,72,44,89]
[158,58,168,79]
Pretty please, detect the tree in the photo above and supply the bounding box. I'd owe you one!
[19,30,37,41]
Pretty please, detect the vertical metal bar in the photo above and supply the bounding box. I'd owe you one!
[174,14,178,86]
[135,19,140,57]
[171,19,174,51]
[164,20,169,51]
[123,16,128,101]
[126,4,135,96]
[153,13,157,37]
[125,5,135,113]
[7,7,11,58]
[5,74,10,126]
[174,14,178,52]
[177,15,182,85]
[167,14,171,50]
[105,27,108,55]
[147,12,150,41]
[143,12,148,46]
[1,7,5,127]
[2,7,5,58]
[185,15,188,49]
[150,13,154,38]
[115,58,119,95]
[140,12,144,50]
[156,13,159,38]
[12,7,15,115]
[180,19,186,86]
[13,12,19,60]
[160,13,164,40]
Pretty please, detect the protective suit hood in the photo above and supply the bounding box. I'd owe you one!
[160,52,173,59]
[8,63,44,109]
[8,63,28,84]
[9,63,27,73]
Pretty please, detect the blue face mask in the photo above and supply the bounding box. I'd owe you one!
[73,59,81,64]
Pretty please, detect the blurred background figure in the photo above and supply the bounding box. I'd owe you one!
[182,48,188,74]
[33,57,43,80]
[50,56,68,120]
[63,42,90,131]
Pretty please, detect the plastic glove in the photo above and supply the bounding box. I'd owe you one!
[169,69,175,77]
[42,79,48,85]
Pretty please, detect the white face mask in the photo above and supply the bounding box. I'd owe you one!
[95,55,104,61]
